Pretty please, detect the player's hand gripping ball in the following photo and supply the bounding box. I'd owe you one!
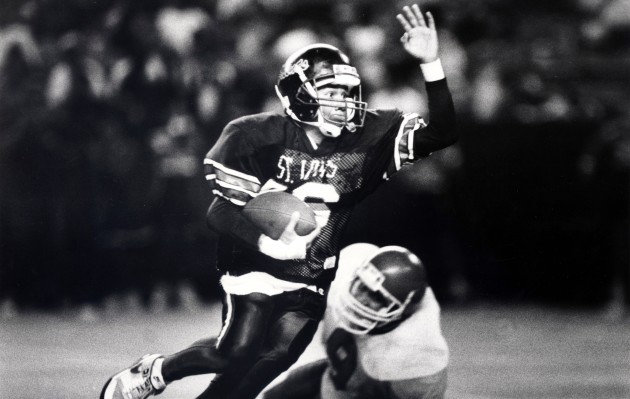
[243,191,318,240]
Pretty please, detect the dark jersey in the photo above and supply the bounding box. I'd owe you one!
[204,79,456,290]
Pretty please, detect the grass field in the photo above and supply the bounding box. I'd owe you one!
[1,301,629,399]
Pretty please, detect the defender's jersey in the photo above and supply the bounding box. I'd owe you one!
[319,292,448,399]
[324,244,449,380]
[317,244,449,398]
[204,107,446,289]
[323,288,448,379]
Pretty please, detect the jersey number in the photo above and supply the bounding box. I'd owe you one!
[292,182,340,227]
[326,328,357,390]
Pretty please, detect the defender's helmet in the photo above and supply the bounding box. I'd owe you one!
[333,246,427,335]
[275,43,367,137]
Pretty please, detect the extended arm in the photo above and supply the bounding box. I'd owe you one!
[398,4,457,155]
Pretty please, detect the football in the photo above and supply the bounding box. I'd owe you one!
[243,191,318,240]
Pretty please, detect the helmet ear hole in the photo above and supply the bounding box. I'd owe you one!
[277,72,318,121]
[295,87,319,120]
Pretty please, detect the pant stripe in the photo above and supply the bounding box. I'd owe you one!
[216,292,234,348]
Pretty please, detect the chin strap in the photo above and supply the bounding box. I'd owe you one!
[318,117,344,137]
[301,113,342,137]
[302,111,359,138]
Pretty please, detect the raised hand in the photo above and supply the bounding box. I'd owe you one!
[396,4,439,64]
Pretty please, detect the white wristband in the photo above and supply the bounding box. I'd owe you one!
[258,234,272,252]
[420,59,445,82]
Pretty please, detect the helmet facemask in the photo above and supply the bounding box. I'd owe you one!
[333,261,416,335]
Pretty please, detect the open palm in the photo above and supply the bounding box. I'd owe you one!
[396,4,439,63]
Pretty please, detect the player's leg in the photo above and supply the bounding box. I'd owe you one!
[206,288,325,399]
[101,292,274,399]
[161,292,274,381]
[160,337,257,399]
[100,354,166,399]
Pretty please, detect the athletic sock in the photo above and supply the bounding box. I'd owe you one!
[150,357,167,391]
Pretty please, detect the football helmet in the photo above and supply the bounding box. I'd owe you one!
[275,43,367,137]
[333,246,427,335]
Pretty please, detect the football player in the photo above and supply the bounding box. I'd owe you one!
[261,243,449,399]
[100,4,456,399]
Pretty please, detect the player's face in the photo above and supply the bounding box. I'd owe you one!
[318,85,351,124]
[349,279,389,312]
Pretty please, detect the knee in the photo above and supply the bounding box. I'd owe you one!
[186,336,253,367]
[265,317,319,368]
[218,337,259,361]
[264,345,300,369]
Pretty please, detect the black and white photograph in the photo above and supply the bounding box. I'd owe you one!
[1,1,629,398]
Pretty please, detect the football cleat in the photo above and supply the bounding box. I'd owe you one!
[100,354,165,399]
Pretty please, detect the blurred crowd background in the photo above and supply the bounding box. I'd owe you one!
[1,0,629,317]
